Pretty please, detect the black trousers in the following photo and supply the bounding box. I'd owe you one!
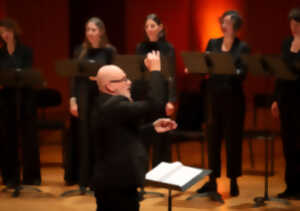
[63,116,79,184]
[206,89,245,179]
[278,91,300,191]
[94,187,139,211]
[0,88,40,186]
[151,132,172,168]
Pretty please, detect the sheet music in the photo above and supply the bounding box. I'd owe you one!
[146,162,203,187]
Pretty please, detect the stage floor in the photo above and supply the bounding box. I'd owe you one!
[1,137,300,211]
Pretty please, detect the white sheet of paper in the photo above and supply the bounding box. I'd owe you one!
[146,162,203,187]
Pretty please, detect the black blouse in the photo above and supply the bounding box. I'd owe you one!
[205,37,250,94]
[274,37,300,102]
[70,46,115,98]
[0,43,33,70]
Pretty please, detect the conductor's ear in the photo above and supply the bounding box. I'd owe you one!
[105,83,115,93]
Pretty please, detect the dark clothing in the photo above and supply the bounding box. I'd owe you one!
[135,40,175,167]
[135,40,176,102]
[65,46,115,187]
[274,37,300,191]
[91,71,165,211]
[94,187,139,211]
[205,37,250,179]
[0,43,40,186]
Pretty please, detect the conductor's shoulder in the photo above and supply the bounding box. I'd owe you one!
[100,95,130,111]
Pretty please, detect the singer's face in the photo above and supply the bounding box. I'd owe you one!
[145,19,162,42]
[0,27,14,44]
[86,22,102,45]
[290,19,300,37]
[221,15,234,35]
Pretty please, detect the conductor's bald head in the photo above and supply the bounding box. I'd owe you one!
[96,65,132,99]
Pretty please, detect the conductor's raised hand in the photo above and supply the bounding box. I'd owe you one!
[144,50,161,72]
[153,118,177,133]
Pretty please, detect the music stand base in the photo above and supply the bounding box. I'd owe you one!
[186,192,224,203]
[138,190,165,201]
[60,186,94,197]
[254,196,290,208]
[2,185,42,197]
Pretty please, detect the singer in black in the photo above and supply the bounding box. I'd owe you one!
[91,51,177,211]
[196,11,250,197]
[135,13,176,167]
[271,8,300,199]
[67,17,115,189]
[0,19,41,187]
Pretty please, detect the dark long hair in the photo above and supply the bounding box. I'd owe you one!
[144,13,166,42]
[78,17,112,59]
[0,18,22,47]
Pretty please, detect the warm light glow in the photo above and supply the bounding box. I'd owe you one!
[194,0,244,51]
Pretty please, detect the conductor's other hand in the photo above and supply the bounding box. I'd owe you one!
[271,101,279,119]
[70,99,79,117]
[144,51,161,72]
[153,118,177,133]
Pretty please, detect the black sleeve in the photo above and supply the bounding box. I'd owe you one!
[205,39,214,52]
[23,46,33,68]
[105,45,117,64]
[235,42,251,76]
[101,71,166,125]
[70,46,82,99]
[167,44,177,102]
[136,43,144,54]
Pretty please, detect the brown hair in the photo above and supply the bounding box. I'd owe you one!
[0,18,22,45]
[78,17,111,59]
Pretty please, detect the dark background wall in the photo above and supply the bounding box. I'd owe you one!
[0,0,299,128]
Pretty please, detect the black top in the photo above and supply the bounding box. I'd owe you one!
[0,43,34,91]
[91,71,165,191]
[205,37,250,94]
[70,46,115,99]
[0,43,33,70]
[274,37,300,103]
[136,41,176,102]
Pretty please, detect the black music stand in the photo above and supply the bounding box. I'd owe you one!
[250,55,294,208]
[0,68,44,197]
[56,59,105,197]
[146,161,211,211]
[181,52,209,74]
[114,54,173,80]
[186,52,238,203]
[113,55,145,81]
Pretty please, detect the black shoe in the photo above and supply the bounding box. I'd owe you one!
[230,180,239,197]
[278,189,299,199]
[196,181,217,194]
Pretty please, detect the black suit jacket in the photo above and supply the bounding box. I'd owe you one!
[91,71,165,191]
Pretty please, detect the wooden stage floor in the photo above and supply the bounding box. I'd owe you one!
[1,137,300,211]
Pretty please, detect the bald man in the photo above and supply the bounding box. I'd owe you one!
[91,51,177,211]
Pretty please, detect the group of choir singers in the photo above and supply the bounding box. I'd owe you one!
[0,6,300,211]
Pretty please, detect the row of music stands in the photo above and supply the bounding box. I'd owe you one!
[1,53,294,210]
